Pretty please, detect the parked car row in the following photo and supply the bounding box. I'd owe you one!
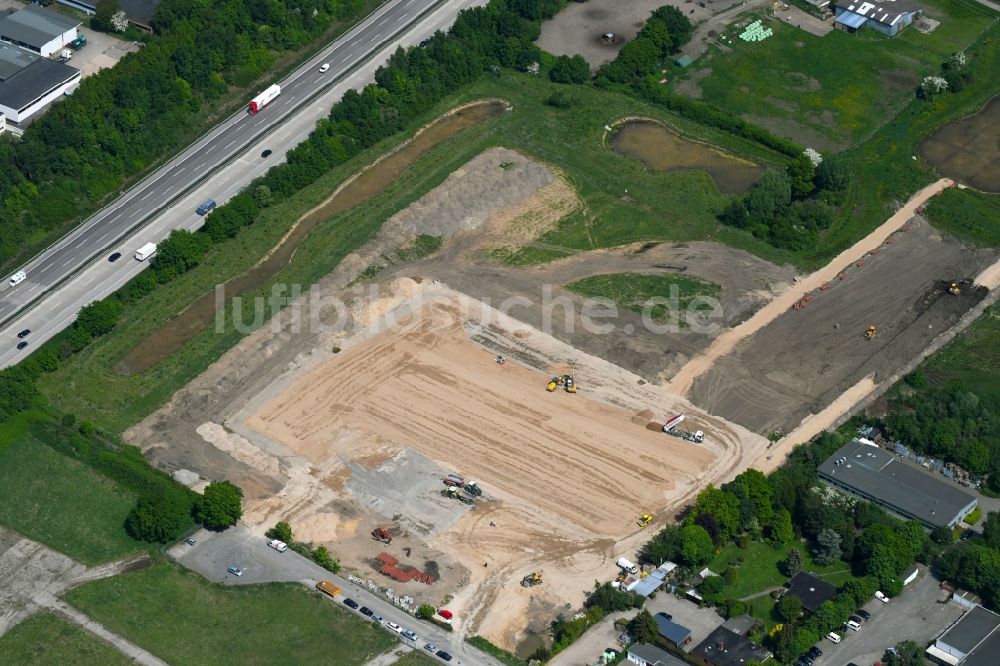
[339,596,452,662]
[795,597,884,665]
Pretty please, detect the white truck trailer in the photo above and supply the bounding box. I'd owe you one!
[248,84,281,114]
[134,242,157,261]
[662,414,704,444]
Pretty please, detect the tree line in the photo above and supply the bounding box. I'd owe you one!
[0,0,370,265]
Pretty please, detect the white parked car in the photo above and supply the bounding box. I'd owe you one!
[385,622,402,634]
[826,631,842,644]
[267,539,287,552]
[319,63,330,73]
[875,590,890,603]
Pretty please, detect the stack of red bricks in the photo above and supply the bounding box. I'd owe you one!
[375,552,436,585]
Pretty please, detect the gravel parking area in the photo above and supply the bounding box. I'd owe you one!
[813,566,964,666]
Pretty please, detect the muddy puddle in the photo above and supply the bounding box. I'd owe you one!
[609,120,765,194]
[918,93,1000,192]
[118,101,507,374]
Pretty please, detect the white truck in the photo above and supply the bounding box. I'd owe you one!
[617,557,638,575]
[248,84,281,115]
[134,242,157,261]
[267,539,287,552]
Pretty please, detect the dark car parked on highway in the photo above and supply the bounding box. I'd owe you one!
[856,609,871,620]
[343,598,359,609]
[17,329,29,338]
[261,149,272,158]
[16,341,28,350]
[359,606,373,617]
[435,651,452,662]
[108,252,122,262]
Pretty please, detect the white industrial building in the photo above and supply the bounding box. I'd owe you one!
[0,41,80,124]
[0,5,80,58]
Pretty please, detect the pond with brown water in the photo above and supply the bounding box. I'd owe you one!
[609,120,765,194]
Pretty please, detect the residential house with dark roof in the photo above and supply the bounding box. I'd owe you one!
[627,643,689,666]
[785,572,838,612]
[655,613,693,649]
[692,626,772,666]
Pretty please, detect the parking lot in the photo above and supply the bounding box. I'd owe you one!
[812,566,964,666]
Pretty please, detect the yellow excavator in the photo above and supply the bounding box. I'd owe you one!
[948,281,961,295]
[521,572,543,587]
[546,377,560,392]
[546,375,578,393]
[638,514,653,527]
[864,325,877,340]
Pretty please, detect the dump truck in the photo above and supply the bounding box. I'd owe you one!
[267,539,287,552]
[617,557,639,575]
[134,242,157,261]
[662,414,705,444]
[316,580,341,597]
[443,474,464,487]
[248,84,281,114]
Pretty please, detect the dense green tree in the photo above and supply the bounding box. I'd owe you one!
[265,521,293,543]
[814,157,850,191]
[75,299,123,337]
[814,528,843,565]
[417,604,436,620]
[885,640,925,666]
[195,481,243,530]
[312,545,340,573]
[679,524,714,566]
[787,154,816,198]
[775,594,802,622]
[152,229,212,283]
[628,609,660,644]
[768,509,795,543]
[124,493,188,543]
[587,581,643,611]
[782,548,803,578]
[983,512,1000,548]
[640,524,682,564]
[724,468,774,527]
[689,486,741,541]
[549,55,590,84]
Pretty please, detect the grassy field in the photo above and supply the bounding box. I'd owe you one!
[65,561,396,666]
[686,0,996,151]
[924,187,1000,248]
[920,305,1000,395]
[0,412,143,565]
[565,272,721,322]
[0,612,134,666]
[707,541,854,601]
[393,649,443,665]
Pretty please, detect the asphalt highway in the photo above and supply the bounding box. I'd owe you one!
[0,0,485,367]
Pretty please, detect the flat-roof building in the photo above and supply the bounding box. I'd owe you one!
[785,572,838,612]
[0,5,80,58]
[927,606,1000,666]
[627,643,689,666]
[0,42,80,123]
[818,439,977,529]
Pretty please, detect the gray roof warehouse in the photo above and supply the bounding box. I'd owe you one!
[818,439,977,529]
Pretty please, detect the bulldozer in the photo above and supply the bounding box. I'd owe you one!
[637,514,653,528]
[864,325,877,340]
[371,527,392,544]
[546,376,560,392]
[521,572,543,587]
[948,281,961,295]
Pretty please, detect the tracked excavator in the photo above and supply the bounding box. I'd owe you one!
[864,325,877,340]
[371,527,392,544]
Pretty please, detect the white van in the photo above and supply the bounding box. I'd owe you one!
[826,631,842,644]
[845,619,861,632]
[8,270,26,286]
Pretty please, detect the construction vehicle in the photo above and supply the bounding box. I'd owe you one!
[864,325,877,340]
[316,580,341,597]
[443,474,464,488]
[564,375,577,394]
[520,572,543,587]
[546,375,578,393]
[441,486,475,505]
[637,514,653,527]
[371,527,393,544]
[948,282,961,295]
[662,414,705,444]
[546,376,560,392]
[463,481,483,497]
